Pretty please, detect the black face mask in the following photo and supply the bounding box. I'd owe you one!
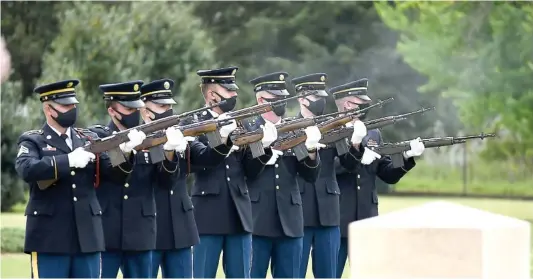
[148,108,173,121]
[214,92,237,113]
[116,110,141,129]
[305,97,326,116]
[262,97,286,117]
[347,102,369,120]
[50,105,77,128]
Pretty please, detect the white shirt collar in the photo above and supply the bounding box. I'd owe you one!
[207,109,219,118]
[49,125,71,139]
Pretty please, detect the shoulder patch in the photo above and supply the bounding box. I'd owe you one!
[17,145,30,157]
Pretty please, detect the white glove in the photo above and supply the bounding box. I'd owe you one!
[260,121,278,147]
[304,126,326,150]
[403,137,425,159]
[163,127,187,151]
[360,147,381,165]
[119,129,146,153]
[217,113,237,138]
[68,147,96,168]
[351,120,367,145]
[266,149,284,165]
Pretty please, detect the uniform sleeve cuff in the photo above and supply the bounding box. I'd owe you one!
[54,154,71,178]
[348,145,364,161]
[303,153,320,168]
[400,157,416,172]
[256,148,273,165]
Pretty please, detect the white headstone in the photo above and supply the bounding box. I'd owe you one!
[348,201,531,279]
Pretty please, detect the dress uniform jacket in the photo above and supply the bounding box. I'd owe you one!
[90,122,179,251]
[154,140,230,250]
[245,116,321,238]
[336,129,416,237]
[190,111,273,235]
[15,123,132,254]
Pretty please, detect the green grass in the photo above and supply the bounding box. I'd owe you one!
[395,160,533,196]
[2,196,532,278]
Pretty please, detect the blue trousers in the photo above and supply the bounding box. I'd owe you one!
[151,247,192,278]
[251,235,303,278]
[300,226,340,278]
[30,252,100,278]
[100,250,152,278]
[336,237,349,278]
[193,233,252,278]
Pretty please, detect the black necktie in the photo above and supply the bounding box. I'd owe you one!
[60,134,68,140]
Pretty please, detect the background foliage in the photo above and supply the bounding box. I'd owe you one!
[1,1,532,211]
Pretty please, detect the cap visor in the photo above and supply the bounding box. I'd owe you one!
[266,89,290,96]
[356,95,372,102]
[221,83,239,91]
[54,97,79,105]
[118,100,145,109]
[152,98,177,105]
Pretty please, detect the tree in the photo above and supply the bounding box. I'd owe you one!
[39,1,218,127]
[376,2,533,162]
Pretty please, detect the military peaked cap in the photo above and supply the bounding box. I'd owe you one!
[197,66,239,91]
[34,79,80,105]
[249,72,290,96]
[99,80,145,108]
[140,79,176,105]
[291,73,328,97]
[329,78,371,101]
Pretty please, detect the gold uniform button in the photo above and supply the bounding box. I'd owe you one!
[71,171,75,176]
[357,186,361,190]
[276,186,280,190]
[170,190,174,195]
[73,197,77,202]
[124,183,129,188]
[124,195,128,200]
[72,184,76,189]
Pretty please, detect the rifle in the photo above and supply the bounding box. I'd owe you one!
[36,102,225,189]
[370,133,496,168]
[204,90,318,151]
[271,97,394,161]
[321,107,435,155]
[231,106,373,158]
[133,111,262,163]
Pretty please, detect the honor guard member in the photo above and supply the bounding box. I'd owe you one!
[142,79,234,278]
[192,66,277,278]
[90,81,183,278]
[330,79,426,277]
[246,72,323,278]
[292,73,353,278]
[15,80,135,278]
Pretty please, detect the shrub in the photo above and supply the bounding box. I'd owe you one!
[1,227,25,253]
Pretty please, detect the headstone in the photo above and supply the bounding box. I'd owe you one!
[348,201,531,279]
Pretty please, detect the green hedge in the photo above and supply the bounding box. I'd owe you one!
[1,227,25,253]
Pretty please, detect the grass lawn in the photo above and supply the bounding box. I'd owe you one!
[1,196,532,278]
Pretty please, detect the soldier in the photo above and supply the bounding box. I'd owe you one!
[90,81,184,278]
[141,79,237,278]
[192,66,277,278]
[330,79,426,277]
[291,73,356,278]
[246,72,323,278]
[15,79,138,278]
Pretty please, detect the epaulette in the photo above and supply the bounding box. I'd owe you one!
[88,124,110,131]
[22,130,43,136]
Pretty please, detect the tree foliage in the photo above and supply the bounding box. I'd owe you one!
[376,2,533,161]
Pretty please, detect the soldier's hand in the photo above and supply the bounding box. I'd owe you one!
[403,137,425,159]
[218,113,237,138]
[304,126,326,151]
[260,121,278,147]
[360,147,381,165]
[351,120,367,145]
[164,126,187,152]
[68,147,96,168]
[120,129,146,153]
[265,149,284,165]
